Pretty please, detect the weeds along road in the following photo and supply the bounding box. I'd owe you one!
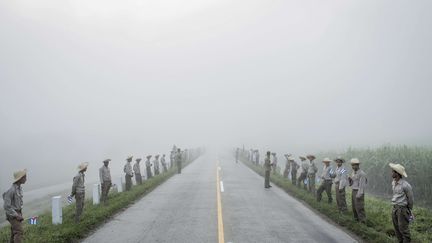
[83,153,357,243]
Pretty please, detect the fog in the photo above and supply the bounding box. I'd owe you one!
[1,0,431,190]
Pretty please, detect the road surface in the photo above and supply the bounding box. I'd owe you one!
[83,153,357,243]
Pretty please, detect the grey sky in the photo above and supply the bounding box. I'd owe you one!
[1,0,431,189]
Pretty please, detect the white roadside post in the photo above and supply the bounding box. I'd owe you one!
[93,184,100,205]
[52,196,62,225]
[115,177,123,193]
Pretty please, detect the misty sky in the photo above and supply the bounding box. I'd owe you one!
[1,0,431,190]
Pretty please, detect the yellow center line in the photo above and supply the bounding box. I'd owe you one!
[216,161,225,243]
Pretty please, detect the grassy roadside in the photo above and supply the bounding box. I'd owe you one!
[240,158,432,243]
[0,156,200,242]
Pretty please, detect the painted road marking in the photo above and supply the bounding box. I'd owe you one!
[220,181,224,192]
[216,161,225,243]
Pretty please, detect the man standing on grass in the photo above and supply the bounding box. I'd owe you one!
[298,156,309,189]
[271,152,278,175]
[161,154,168,173]
[133,158,142,185]
[3,169,27,243]
[154,155,160,175]
[255,150,260,165]
[99,159,112,205]
[71,162,88,223]
[124,156,134,191]
[283,154,291,178]
[289,156,299,185]
[333,157,348,212]
[264,151,272,188]
[317,158,334,203]
[307,155,318,195]
[390,163,414,243]
[348,158,367,223]
[176,148,183,174]
[145,155,153,179]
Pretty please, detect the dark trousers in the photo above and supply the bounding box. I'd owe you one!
[125,175,132,191]
[264,170,270,188]
[317,180,333,203]
[101,181,111,204]
[392,206,411,243]
[283,167,289,178]
[335,182,347,212]
[298,172,307,189]
[308,174,316,195]
[75,193,85,223]
[7,211,23,243]
[135,173,142,185]
[352,189,366,223]
[291,170,297,185]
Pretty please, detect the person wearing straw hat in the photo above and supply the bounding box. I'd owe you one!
[283,154,291,178]
[307,155,318,195]
[389,163,414,243]
[133,158,143,185]
[271,152,278,175]
[176,149,183,174]
[317,158,334,203]
[99,159,112,205]
[153,155,160,176]
[161,154,168,173]
[297,156,309,190]
[124,156,134,191]
[333,157,348,212]
[348,158,367,223]
[3,169,27,243]
[289,156,299,185]
[71,162,88,223]
[145,155,153,179]
[264,151,272,188]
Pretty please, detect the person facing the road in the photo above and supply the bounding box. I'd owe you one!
[264,151,272,188]
[389,163,414,243]
[348,158,367,223]
[99,159,112,205]
[271,152,278,174]
[317,158,334,203]
[161,154,168,173]
[176,149,183,174]
[255,150,260,165]
[283,154,291,178]
[3,169,27,243]
[124,156,134,191]
[145,155,153,179]
[133,158,142,185]
[235,148,239,163]
[71,162,88,223]
[298,156,309,189]
[307,155,318,195]
[154,155,160,175]
[289,156,299,185]
[333,157,348,212]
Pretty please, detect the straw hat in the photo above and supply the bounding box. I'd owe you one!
[136,158,142,162]
[77,162,89,171]
[299,156,307,161]
[322,158,332,163]
[13,169,27,183]
[334,157,345,163]
[350,158,360,164]
[146,155,152,159]
[306,155,316,160]
[103,159,111,163]
[127,156,133,160]
[288,156,295,161]
[389,163,408,177]
[155,155,160,158]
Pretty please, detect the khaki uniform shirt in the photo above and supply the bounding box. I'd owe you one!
[124,162,133,176]
[392,179,414,209]
[321,165,333,180]
[350,169,367,196]
[264,157,272,172]
[153,158,160,170]
[161,157,166,166]
[307,161,318,175]
[99,166,111,183]
[334,166,348,190]
[175,152,182,163]
[72,172,85,195]
[133,162,141,174]
[300,161,309,174]
[2,184,23,218]
[145,159,152,167]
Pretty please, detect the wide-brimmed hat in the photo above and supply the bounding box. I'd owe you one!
[103,159,111,163]
[288,156,295,161]
[306,155,316,160]
[389,163,408,177]
[127,156,133,160]
[13,169,27,183]
[136,158,142,162]
[78,162,89,171]
[334,157,345,163]
[146,155,152,159]
[350,158,360,165]
[155,155,160,158]
[299,156,307,161]
[322,158,332,163]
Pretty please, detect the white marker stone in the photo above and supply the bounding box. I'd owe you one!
[52,196,62,225]
[93,184,100,205]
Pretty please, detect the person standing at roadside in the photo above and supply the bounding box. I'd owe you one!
[289,156,299,185]
[317,158,333,203]
[264,151,272,188]
[124,156,134,191]
[154,155,160,175]
[283,154,291,178]
[133,158,142,185]
[3,169,27,243]
[271,152,278,175]
[348,158,367,223]
[145,155,153,179]
[99,159,112,205]
[389,163,414,243]
[71,162,88,222]
[298,156,309,189]
[307,155,318,195]
[161,154,168,173]
[176,149,183,174]
[333,157,348,212]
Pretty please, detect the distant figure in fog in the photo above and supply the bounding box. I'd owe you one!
[133,158,142,185]
[154,155,160,175]
[389,163,413,243]
[161,154,168,173]
[145,155,153,179]
[317,158,333,203]
[264,151,272,188]
[255,150,260,165]
[283,154,291,178]
[176,149,183,174]
[307,155,318,195]
[271,153,278,174]
[289,156,299,185]
[348,158,367,223]
[333,157,348,212]
[3,169,27,243]
[124,156,134,191]
[71,162,88,222]
[235,148,239,163]
[99,159,112,205]
[298,156,309,190]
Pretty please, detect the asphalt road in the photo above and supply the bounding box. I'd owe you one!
[83,153,357,243]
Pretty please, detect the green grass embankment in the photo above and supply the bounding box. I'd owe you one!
[0,156,200,242]
[241,158,432,243]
